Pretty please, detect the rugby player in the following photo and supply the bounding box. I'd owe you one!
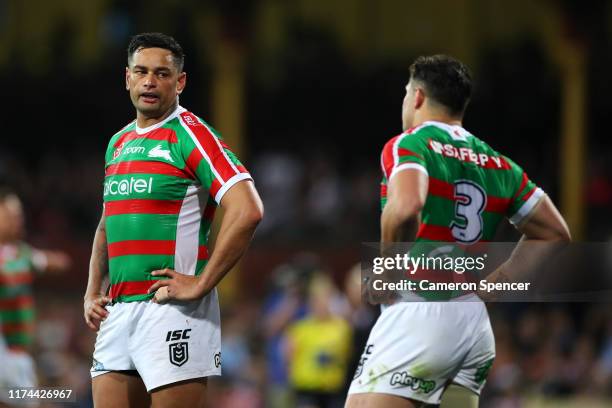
[84,33,263,407]
[346,55,570,408]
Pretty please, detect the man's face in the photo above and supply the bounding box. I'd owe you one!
[401,80,417,131]
[0,195,24,242]
[125,47,186,118]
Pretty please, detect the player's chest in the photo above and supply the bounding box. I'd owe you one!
[104,139,192,201]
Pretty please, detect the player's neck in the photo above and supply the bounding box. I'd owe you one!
[136,101,178,129]
[414,109,463,128]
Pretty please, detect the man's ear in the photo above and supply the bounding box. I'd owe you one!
[125,67,130,91]
[177,72,187,95]
[414,87,426,110]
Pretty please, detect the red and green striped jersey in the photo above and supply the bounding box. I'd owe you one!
[103,105,252,303]
[381,121,543,243]
[0,243,43,349]
[380,122,544,300]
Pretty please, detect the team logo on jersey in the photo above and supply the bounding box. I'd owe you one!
[169,342,189,367]
[389,371,436,393]
[214,352,221,368]
[148,145,174,162]
[112,143,146,160]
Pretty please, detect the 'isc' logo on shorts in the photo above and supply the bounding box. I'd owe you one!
[166,329,191,367]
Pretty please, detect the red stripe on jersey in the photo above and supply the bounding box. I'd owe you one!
[114,128,178,147]
[522,186,537,201]
[179,112,238,182]
[198,245,209,260]
[380,184,388,198]
[106,161,191,179]
[0,272,33,285]
[381,136,400,179]
[428,177,509,214]
[512,172,529,201]
[107,240,176,258]
[428,178,454,200]
[483,156,511,170]
[416,224,454,241]
[210,178,221,198]
[104,199,182,216]
[485,196,511,214]
[109,280,154,298]
[1,322,34,335]
[0,296,33,309]
[184,148,202,179]
[397,148,423,159]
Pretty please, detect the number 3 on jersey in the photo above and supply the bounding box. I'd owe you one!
[450,180,486,244]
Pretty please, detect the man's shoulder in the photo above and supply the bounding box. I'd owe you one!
[172,109,223,141]
[382,126,433,153]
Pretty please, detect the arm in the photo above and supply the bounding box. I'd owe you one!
[31,249,71,274]
[482,194,571,287]
[381,169,428,244]
[83,212,111,331]
[148,180,263,302]
[367,169,427,304]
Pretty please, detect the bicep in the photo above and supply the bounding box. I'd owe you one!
[219,180,264,217]
[386,168,428,211]
[515,194,571,241]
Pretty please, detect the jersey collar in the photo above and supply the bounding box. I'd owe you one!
[135,104,187,135]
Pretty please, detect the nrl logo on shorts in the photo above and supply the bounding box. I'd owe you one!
[169,342,189,367]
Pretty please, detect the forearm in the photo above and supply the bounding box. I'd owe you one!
[85,217,108,298]
[381,203,419,244]
[196,207,261,294]
[486,235,564,284]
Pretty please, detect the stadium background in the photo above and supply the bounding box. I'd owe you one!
[1,0,611,406]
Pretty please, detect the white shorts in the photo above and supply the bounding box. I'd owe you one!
[348,295,495,405]
[90,289,221,391]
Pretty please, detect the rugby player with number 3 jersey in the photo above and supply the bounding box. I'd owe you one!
[346,55,570,408]
[83,33,263,408]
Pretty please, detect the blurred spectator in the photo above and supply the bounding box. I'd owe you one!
[262,256,313,408]
[284,274,352,408]
[0,189,71,397]
[341,263,377,389]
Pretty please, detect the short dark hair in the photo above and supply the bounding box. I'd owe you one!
[409,55,472,116]
[127,32,185,71]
